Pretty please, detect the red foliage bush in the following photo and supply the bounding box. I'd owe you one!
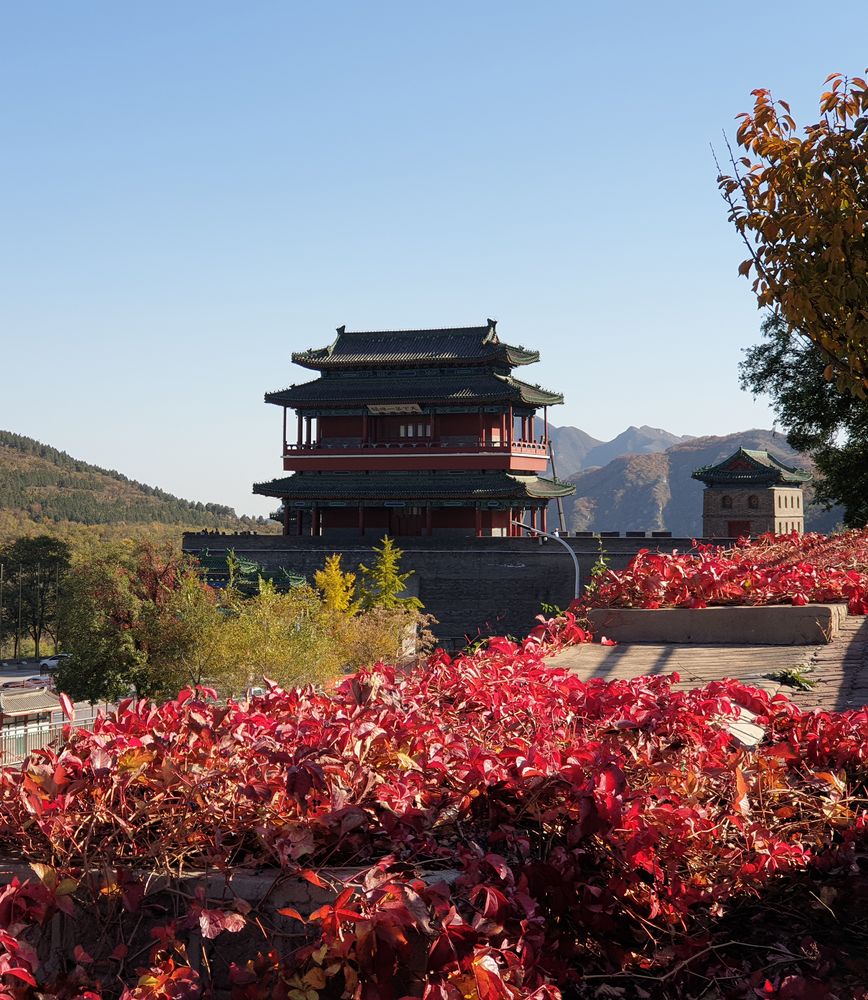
[578,529,868,614]
[0,622,867,997]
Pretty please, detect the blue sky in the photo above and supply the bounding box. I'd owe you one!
[2,3,866,516]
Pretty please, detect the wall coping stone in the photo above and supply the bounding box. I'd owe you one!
[586,604,848,646]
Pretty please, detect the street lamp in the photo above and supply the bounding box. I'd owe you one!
[510,520,581,601]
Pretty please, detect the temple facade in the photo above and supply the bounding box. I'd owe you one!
[692,448,812,538]
[253,320,574,537]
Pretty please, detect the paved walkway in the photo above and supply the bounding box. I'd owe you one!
[547,615,868,712]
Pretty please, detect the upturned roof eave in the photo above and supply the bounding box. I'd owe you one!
[264,373,564,408]
[253,472,575,501]
[692,448,812,485]
[290,343,540,371]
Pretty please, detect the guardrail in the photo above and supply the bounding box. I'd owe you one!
[1,716,98,764]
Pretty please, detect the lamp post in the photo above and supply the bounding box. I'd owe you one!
[511,520,581,601]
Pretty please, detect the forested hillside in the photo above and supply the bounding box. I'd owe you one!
[0,430,278,547]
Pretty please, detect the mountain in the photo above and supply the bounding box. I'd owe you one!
[0,430,279,547]
[540,421,692,480]
[556,429,843,536]
[545,424,603,479]
[582,425,693,470]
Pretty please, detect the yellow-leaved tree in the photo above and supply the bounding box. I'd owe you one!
[717,72,868,397]
[314,554,360,616]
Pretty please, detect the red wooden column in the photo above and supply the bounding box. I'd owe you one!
[507,406,513,451]
[477,408,484,446]
[530,508,537,536]
[282,407,287,453]
[283,502,290,535]
[426,504,433,536]
[297,508,304,536]
[543,406,548,447]
[297,412,303,448]
[358,505,365,536]
[305,417,312,447]
[475,505,483,538]
[540,505,547,534]
[362,411,369,445]
[312,504,320,536]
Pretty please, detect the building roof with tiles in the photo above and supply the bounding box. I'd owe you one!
[291,320,539,371]
[692,448,812,486]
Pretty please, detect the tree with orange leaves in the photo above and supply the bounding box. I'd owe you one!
[718,72,868,397]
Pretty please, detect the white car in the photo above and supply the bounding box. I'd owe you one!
[38,653,72,670]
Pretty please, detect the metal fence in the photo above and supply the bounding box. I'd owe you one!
[1,716,98,764]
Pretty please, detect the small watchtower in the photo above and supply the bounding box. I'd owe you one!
[692,448,811,538]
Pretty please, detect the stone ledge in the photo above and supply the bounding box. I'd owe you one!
[586,604,848,646]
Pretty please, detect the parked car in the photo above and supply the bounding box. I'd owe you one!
[38,653,72,671]
[1,677,47,690]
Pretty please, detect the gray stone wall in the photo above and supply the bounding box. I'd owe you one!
[184,532,720,648]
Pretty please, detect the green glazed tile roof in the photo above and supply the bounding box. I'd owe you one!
[265,372,563,408]
[292,321,539,370]
[253,471,575,501]
[692,448,812,485]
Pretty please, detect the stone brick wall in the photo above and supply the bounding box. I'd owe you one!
[702,486,806,538]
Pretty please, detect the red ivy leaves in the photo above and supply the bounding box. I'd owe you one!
[575,528,868,614]
[0,592,866,997]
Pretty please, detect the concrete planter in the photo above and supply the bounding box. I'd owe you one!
[587,603,848,646]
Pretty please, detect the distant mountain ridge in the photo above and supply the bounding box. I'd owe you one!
[0,430,278,545]
[551,429,841,537]
[541,421,692,479]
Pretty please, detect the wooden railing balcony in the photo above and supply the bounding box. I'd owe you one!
[283,439,549,455]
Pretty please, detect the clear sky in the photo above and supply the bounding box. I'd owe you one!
[2,3,866,516]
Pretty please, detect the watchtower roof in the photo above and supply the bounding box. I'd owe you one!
[253,470,575,502]
[291,319,540,370]
[265,371,563,408]
[692,448,812,486]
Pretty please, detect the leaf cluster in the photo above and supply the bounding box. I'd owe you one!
[577,528,868,612]
[718,72,868,396]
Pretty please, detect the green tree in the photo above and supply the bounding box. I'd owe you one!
[56,559,145,703]
[740,313,868,527]
[357,536,422,611]
[0,535,71,657]
[315,554,360,615]
[137,567,228,696]
[717,72,868,397]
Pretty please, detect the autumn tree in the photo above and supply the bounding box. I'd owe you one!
[215,579,343,693]
[718,72,868,396]
[314,554,360,615]
[357,536,422,611]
